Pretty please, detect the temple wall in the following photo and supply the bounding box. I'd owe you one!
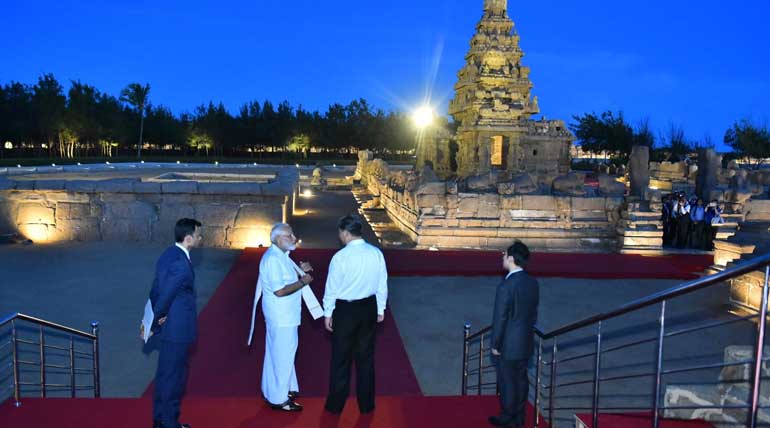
[358,154,623,252]
[0,169,298,248]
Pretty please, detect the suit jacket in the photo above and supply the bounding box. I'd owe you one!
[491,270,539,361]
[149,245,197,343]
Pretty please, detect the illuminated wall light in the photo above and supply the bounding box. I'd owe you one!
[18,224,49,243]
[302,189,313,198]
[51,163,56,167]
[215,161,219,165]
[295,163,300,168]
[106,161,110,165]
[17,164,21,168]
[77,162,82,166]
[176,160,181,164]
[141,160,145,164]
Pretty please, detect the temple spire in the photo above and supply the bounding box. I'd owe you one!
[483,0,508,14]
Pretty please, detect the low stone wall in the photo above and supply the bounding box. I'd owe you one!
[357,155,623,252]
[0,168,298,248]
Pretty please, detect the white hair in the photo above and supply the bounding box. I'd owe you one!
[270,223,291,243]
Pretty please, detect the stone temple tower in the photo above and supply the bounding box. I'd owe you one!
[446,0,573,178]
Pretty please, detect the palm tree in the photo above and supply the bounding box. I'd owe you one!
[120,83,150,160]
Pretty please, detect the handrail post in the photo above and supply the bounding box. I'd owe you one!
[39,325,46,398]
[749,265,770,428]
[534,336,542,428]
[478,332,485,396]
[91,321,100,398]
[11,319,21,407]
[548,338,557,428]
[592,321,603,428]
[462,322,470,396]
[69,336,76,398]
[652,300,667,428]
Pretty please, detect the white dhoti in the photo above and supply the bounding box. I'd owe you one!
[262,324,299,405]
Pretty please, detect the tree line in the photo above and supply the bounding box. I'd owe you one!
[0,74,416,160]
[570,111,770,164]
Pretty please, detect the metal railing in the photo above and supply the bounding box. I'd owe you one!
[0,313,100,407]
[462,251,770,428]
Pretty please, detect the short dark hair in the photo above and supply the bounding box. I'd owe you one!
[338,213,363,237]
[175,218,202,243]
[506,240,530,269]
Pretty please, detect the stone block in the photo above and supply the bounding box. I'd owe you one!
[132,182,162,193]
[415,182,446,195]
[261,181,294,196]
[0,179,16,190]
[55,202,91,220]
[15,180,35,190]
[161,181,198,194]
[662,384,728,422]
[53,218,101,241]
[571,197,606,211]
[96,179,137,193]
[227,225,272,248]
[65,180,97,193]
[194,204,239,227]
[456,194,479,218]
[17,203,55,225]
[500,195,524,210]
[33,180,67,191]
[104,201,157,219]
[718,345,770,387]
[235,204,282,228]
[100,218,151,241]
[198,182,263,195]
[17,223,50,242]
[521,195,558,211]
[477,193,500,218]
[200,225,228,247]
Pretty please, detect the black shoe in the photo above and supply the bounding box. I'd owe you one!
[152,421,163,428]
[324,404,343,414]
[288,390,299,400]
[488,416,513,427]
[269,399,303,412]
[178,424,191,428]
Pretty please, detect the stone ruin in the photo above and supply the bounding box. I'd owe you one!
[357,150,624,251]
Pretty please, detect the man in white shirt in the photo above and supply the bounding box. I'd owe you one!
[322,214,388,414]
[257,223,313,411]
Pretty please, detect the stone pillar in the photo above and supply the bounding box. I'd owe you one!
[628,145,650,197]
[477,134,491,175]
[696,148,722,201]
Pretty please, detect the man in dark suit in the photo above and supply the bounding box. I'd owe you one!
[489,241,539,428]
[141,218,202,428]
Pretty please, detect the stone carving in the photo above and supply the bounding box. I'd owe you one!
[551,173,585,197]
[497,173,538,195]
[597,174,625,196]
[445,0,573,177]
[311,166,327,187]
[628,145,650,197]
[696,148,722,201]
[465,172,497,192]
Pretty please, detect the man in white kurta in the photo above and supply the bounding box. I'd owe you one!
[258,223,312,411]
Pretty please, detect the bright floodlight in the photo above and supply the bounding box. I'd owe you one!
[412,105,435,129]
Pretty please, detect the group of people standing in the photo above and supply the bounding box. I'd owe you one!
[142,216,539,428]
[662,192,725,250]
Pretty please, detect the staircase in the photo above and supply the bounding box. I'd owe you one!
[463,252,770,428]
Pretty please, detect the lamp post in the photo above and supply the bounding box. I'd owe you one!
[412,105,435,169]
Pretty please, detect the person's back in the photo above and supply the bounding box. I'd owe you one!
[498,271,539,360]
[150,246,197,343]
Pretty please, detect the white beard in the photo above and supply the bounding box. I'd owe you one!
[287,244,297,251]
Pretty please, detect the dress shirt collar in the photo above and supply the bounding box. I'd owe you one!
[505,267,523,279]
[346,238,366,247]
[175,242,190,260]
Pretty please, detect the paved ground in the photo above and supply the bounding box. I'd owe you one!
[1,185,751,427]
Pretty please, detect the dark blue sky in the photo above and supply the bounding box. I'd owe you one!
[4,0,769,150]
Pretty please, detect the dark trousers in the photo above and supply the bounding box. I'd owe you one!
[495,357,529,427]
[325,295,377,414]
[677,217,691,248]
[691,221,705,249]
[153,340,191,427]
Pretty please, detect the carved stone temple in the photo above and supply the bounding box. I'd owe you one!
[417,0,573,179]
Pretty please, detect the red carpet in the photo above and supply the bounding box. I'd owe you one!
[0,248,714,427]
[142,248,711,399]
[0,396,546,428]
[381,249,711,279]
[144,247,422,398]
[575,411,714,428]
